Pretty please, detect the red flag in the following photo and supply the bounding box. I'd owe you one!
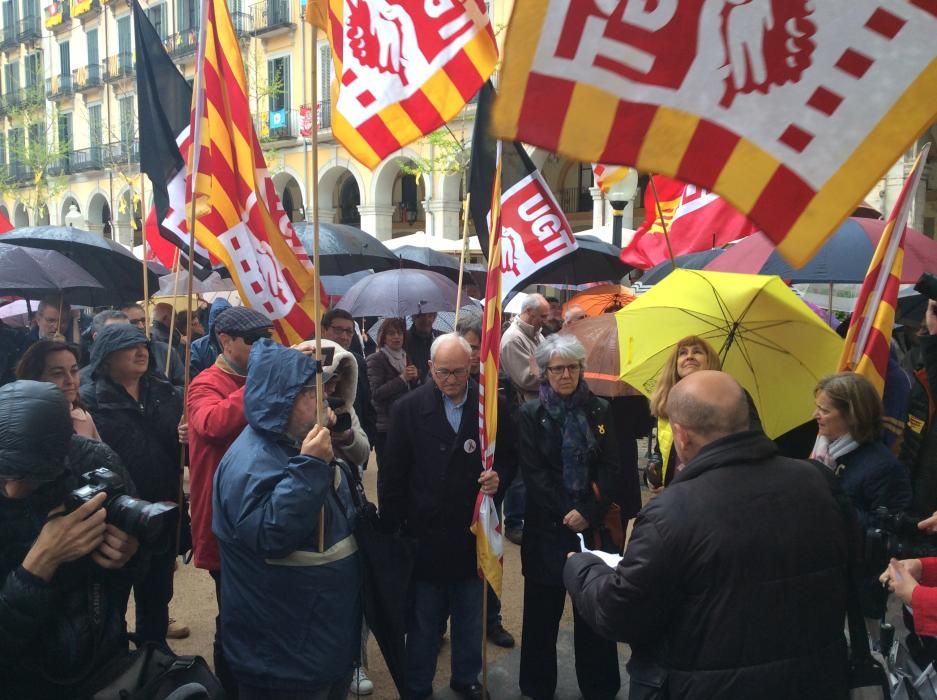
[0,210,13,234]
[622,176,759,269]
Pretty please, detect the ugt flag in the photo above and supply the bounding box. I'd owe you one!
[622,175,759,269]
[468,82,577,298]
[490,1,937,267]
[307,0,498,169]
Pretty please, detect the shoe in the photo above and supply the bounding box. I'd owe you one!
[449,682,489,700]
[487,623,515,648]
[166,618,190,640]
[350,667,373,695]
[505,528,523,545]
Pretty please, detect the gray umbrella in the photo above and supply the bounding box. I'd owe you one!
[0,242,106,305]
[293,222,399,275]
[337,268,477,318]
[395,245,462,282]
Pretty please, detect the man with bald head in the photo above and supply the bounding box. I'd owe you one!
[565,371,850,699]
[380,333,516,700]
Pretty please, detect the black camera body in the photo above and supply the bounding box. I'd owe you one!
[64,468,179,544]
[865,507,937,572]
[326,395,352,433]
[914,273,937,302]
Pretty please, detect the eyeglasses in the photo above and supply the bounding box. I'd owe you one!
[545,364,580,377]
[327,326,355,336]
[128,318,146,327]
[433,367,468,380]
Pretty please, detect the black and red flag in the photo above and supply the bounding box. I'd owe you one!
[468,82,578,298]
[132,0,210,273]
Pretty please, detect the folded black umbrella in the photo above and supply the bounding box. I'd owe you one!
[293,222,399,275]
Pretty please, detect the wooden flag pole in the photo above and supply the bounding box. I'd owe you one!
[648,176,677,270]
[165,247,182,379]
[453,192,471,329]
[140,174,150,338]
[481,584,489,696]
[310,20,326,554]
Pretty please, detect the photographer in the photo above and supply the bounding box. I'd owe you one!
[0,381,139,699]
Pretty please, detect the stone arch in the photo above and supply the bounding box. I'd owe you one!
[60,193,81,226]
[87,191,112,239]
[35,203,50,225]
[114,187,135,247]
[370,149,428,207]
[319,159,366,224]
[13,202,29,228]
[272,170,305,223]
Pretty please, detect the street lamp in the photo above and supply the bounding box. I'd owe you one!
[607,168,638,248]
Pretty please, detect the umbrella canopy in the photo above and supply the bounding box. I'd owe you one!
[559,314,642,398]
[394,245,462,282]
[563,284,636,317]
[293,222,399,275]
[707,218,937,283]
[155,270,236,297]
[322,270,372,298]
[0,243,106,304]
[337,268,474,318]
[520,235,632,286]
[1,226,159,303]
[640,248,726,285]
[615,269,843,438]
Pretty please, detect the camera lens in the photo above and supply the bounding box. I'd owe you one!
[107,495,179,544]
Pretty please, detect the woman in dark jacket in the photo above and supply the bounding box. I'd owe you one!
[366,317,418,468]
[518,334,622,700]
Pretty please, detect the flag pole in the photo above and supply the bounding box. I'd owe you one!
[140,173,150,338]
[165,247,182,378]
[648,177,677,270]
[309,17,326,553]
[453,192,471,328]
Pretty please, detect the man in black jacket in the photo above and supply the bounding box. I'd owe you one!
[81,324,185,645]
[0,381,139,699]
[380,334,515,700]
[901,299,937,515]
[565,370,850,700]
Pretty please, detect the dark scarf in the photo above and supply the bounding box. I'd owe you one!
[539,380,595,502]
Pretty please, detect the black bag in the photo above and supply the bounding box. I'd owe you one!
[86,643,224,700]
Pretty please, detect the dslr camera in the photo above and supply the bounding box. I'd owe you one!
[865,507,937,572]
[64,468,179,545]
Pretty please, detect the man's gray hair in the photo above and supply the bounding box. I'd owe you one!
[534,334,587,374]
[456,310,482,338]
[92,310,128,335]
[429,332,472,362]
[520,294,546,315]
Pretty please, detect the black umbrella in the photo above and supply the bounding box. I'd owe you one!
[394,244,462,282]
[639,248,726,285]
[0,242,107,305]
[1,226,159,303]
[293,222,399,275]
[520,234,632,286]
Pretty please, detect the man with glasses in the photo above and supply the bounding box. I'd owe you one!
[380,334,516,700]
[321,308,377,452]
[187,306,273,697]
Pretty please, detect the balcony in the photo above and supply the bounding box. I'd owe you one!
[319,99,331,130]
[253,0,293,37]
[16,15,42,43]
[70,145,103,172]
[3,85,44,111]
[70,0,101,20]
[47,154,71,176]
[6,162,33,182]
[73,64,102,92]
[0,26,15,52]
[103,139,139,165]
[231,11,252,38]
[46,74,74,100]
[103,52,133,82]
[164,27,198,60]
[258,109,297,143]
[44,0,69,30]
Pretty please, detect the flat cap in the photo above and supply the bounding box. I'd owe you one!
[214,307,273,335]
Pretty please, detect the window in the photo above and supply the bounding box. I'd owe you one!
[58,41,70,77]
[28,122,43,157]
[8,128,22,164]
[2,0,16,31]
[175,0,197,31]
[118,95,134,145]
[20,0,37,19]
[24,52,40,89]
[4,61,18,96]
[146,2,167,40]
[267,55,290,112]
[0,134,6,166]
[88,103,102,149]
[86,28,98,66]
[57,111,71,149]
[117,15,131,56]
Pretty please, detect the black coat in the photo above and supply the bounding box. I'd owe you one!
[0,437,137,699]
[838,440,912,527]
[901,334,937,515]
[367,350,418,433]
[353,350,378,448]
[565,431,850,700]
[81,373,183,504]
[379,380,516,581]
[519,392,624,585]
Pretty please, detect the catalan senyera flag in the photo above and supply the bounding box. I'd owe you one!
[592,164,631,195]
[469,141,504,598]
[306,0,498,169]
[839,143,930,395]
[189,0,320,345]
[491,1,937,267]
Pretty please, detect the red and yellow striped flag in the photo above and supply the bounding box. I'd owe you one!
[470,141,504,597]
[307,0,498,169]
[189,0,320,345]
[839,144,930,395]
[592,163,631,195]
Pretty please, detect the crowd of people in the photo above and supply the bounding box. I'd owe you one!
[2,289,937,699]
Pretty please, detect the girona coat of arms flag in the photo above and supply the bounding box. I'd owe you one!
[491,1,937,267]
[307,0,499,169]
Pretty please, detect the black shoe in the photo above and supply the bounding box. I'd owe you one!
[505,528,523,545]
[487,623,515,648]
[449,682,489,700]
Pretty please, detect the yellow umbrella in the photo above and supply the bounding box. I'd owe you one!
[616,269,843,438]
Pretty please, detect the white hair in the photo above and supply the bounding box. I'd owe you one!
[534,334,587,375]
[520,294,547,315]
[429,332,472,362]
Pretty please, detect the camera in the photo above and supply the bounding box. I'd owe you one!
[326,396,352,433]
[914,273,937,302]
[64,468,179,544]
[865,507,937,572]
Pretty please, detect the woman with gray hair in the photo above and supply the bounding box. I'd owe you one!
[517,333,622,700]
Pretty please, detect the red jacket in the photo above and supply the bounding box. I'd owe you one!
[911,558,937,636]
[187,359,247,571]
